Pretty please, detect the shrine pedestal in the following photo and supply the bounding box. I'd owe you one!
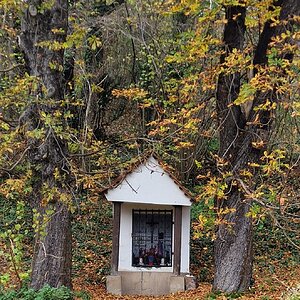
[170,275,185,293]
[120,272,171,295]
[106,275,122,295]
[107,272,193,296]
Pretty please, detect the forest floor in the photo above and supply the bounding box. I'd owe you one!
[73,263,300,300]
[1,240,299,299]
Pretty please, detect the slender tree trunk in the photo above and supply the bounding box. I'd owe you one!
[19,0,72,289]
[213,0,300,292]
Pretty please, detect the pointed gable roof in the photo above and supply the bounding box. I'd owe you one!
[104,155,192,206]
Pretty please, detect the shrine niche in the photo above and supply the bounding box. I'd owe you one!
[104,155,194,296]
[131,209,173,268]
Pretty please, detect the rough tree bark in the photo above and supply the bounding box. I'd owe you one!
[213,0,300,293]
[214,6,252,293]
[19,0,72,289]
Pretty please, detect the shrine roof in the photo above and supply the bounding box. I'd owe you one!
[103,153,193,206]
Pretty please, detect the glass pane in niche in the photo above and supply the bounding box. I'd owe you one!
[132,209,172,267]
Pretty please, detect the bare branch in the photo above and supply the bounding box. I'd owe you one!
[235,177,300,219]
[0,147,30,172]
[0,64,24,73]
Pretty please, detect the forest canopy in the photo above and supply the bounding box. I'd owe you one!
[0,0,299,298]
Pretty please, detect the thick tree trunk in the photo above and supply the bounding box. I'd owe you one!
[214,0,300,292]
[213,135,260,292]
[27,131,72,289]
[19,0,72,289]
[214,188,254,292]
[214,6,252,292]
[31,203,72,289]
[216,6,246,156]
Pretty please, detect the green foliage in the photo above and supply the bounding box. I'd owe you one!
[32,206,55,239]
[0,196,32,288]
[234,82,257,105]
[0,285,89,300]
[205,291,244,299]
[205,291,220,300]
[254,215,300,267]
[283,284,300,300]
[260,296,270,300]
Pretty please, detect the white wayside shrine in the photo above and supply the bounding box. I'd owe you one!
[104,155,195,296]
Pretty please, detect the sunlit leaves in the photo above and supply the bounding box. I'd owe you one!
[246,203,263,219]
[245,0,281,29]
[163,0,203,16]
[112,87,148,101]
[221,48,251,74]
[87,35,102,51]
[234,82,257,105]
[0,75,39,110]
[260,149,288,176]
[197,176,228,203]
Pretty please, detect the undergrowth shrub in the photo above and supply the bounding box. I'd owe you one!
[0,196,33,288]
[72,195,113,284]
[284,284,300,300]
[0,285,90,300]
[190,201,214,282]
[254,215,300,267]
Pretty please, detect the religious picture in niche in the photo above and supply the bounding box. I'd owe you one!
[132,209,172,267]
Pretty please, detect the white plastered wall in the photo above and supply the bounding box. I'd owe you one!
[118,203,190,273]
[106,157,192,207]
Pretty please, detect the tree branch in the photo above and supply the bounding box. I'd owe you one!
[0,147,30,172]
[0,64,24,73]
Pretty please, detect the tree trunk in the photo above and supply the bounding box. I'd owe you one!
[214,6,252,292]
[31,203,72,289]
[213,135,259,292]
[213,0,300,292]
[19,0,72,289]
